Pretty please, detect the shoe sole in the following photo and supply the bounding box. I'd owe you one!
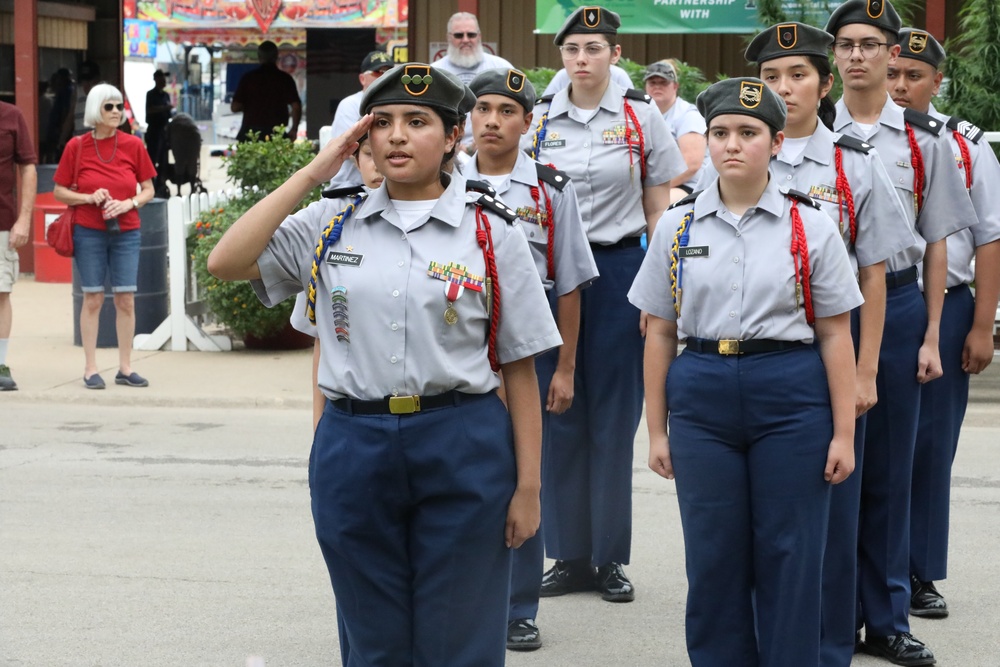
[85,383,105,390]
[115,379,149,387]
[909,606,948,619]
[0,386,17,391]
[861,644,936,666]
[539,582,595,598]
[506,641,542,651]
[601,590,635,602]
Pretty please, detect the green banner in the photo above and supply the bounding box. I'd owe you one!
[536,1,836,35]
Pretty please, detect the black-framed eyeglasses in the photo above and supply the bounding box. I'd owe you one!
[833,41,890,59]
[452,32,479,40]
[103,103,125,111]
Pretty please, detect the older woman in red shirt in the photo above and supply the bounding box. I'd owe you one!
[54,83,156,389]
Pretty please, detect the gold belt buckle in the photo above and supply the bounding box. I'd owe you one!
[389,395,421,414]
[718,339,741,355]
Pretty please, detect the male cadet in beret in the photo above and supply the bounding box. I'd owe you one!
[888,26,1000,624]
[826,1,979,665]
[465,67,598,651]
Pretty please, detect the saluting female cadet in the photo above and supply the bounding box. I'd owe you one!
[465,68,599,651]
[629,78,862,667]
[737,23,916,667]
[207,64,562,667]
[522,5,685,601]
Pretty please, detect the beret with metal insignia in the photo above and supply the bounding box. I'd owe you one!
[469,68,537,113]
[745,22,834,65]
[897,28,945,68]
[644,60,678,83]
[825,0,902,40]
[554,5,621,46]
[361,62,468,115]
[360,50,394,73]
[696,77,787,132]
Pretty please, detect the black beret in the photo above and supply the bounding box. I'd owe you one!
[469,68,536,113]
[825,0,902,39]
[554,6,621,46]
[897,28,945,68]
[745,22,834,64]
[696,77,787,132]
[361,63,469,115]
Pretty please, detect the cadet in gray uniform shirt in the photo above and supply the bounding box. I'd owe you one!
[208,63,560,667]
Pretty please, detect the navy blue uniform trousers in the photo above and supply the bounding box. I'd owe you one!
[311,393,516,667]
[858,279,926,636]
[668,346,833,667]
[911,284,975,582]
[543,244,645,566]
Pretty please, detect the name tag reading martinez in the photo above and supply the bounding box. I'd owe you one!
[326,251,365,267]
[678,246,709,258]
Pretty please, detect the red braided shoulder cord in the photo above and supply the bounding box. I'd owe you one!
[905,123,925,215]
[622,100,647,182]
[789,200,815,326]
[953,131,973,190]
[529,176,557,282]
[834,146,858,247]
[475,206,502,372]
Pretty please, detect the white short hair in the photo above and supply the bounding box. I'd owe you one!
[447,12,480,33]
[83,83,122,128]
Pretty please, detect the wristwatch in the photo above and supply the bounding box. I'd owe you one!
[132,197,140,210]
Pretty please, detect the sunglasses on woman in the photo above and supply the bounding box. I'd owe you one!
[103,103,125,111]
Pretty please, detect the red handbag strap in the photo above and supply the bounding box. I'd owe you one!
[69,134,85,192]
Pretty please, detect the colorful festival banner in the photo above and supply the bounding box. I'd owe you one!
[123,19,158,58]
[137,0,407,34]
[536,0,836,35]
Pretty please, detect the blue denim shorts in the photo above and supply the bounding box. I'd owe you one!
[72,225,141,293]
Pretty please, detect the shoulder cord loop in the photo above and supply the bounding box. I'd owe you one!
[669,209,694,316]
[305,195,363,325]
[789,199,815,326]
[475,205,502,372]
[528,168,558,281]
[622,100,647,182]
[834,146,858,247]
[953,131,973,190]
[904,123,925,216]
[529,111,550,161]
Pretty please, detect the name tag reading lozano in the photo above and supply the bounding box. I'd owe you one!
[678,246,709,258]
[326,251,365,267]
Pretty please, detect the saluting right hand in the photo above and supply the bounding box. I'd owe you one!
[302,114,373,185]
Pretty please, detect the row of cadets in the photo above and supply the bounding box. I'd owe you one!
[735,21,917,667]
[207,63,562,666]
[825,1,979,665]
[888,28,1000,624]
[520,5,686,604]
[629,76,863,666]
[462,68,600,651]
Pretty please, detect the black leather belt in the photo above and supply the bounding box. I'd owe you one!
[331,390,485,415]
[684,338,807,356]
[885,265,918,290]
[590,236,642,251]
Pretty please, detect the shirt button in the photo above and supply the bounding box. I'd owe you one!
[735,231,741,237]
[729,311,736,318]
[584,124,590,130]
[391,322,398,331]
[899,178,905,184]
[733,257,740,263]
[390,355,398,364]
[732,283,738,290]
[786,175,792,180]
[583,143,589,148]
[392,289,399,297]
[397,260,404,267]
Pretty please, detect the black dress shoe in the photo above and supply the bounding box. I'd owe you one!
[539,559,595,597]
[910,575,949,618]
[862,632,936,666]
[595,562,635,602]
[506,618,541,651]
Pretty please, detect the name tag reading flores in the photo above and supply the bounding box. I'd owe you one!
[678,246,709,258]
[327,251,364,267]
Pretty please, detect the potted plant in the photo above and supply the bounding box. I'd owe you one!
[190,128,322,347]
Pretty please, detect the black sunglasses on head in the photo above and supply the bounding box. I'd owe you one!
[103,103,124,111]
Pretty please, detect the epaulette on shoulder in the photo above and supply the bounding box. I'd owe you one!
[466,185,518,223]
[903,107,946,136]
[784,188,821,209]
[535,95,554,106]
[321,184,368,200]
[535,162,570,191]
[668,190,701,210]
[465,179,497,197]
[624,88,652,104]
[946,116,984,144]
[834,134,873,154]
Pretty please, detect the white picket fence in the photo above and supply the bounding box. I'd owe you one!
[132,190,237,352]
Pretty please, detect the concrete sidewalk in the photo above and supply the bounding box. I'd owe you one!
[5,275,1000,409]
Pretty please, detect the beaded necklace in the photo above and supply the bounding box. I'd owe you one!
[92,130,118,164]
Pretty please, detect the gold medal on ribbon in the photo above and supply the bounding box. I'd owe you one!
[444,304,459,325]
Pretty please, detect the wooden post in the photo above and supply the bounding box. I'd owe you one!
[14,0,40,150]
[926,0,946,41]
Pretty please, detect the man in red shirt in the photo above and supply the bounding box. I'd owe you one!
[0,101,38,391]
[231,41,302,142]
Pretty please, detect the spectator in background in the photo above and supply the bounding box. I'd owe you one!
[231,41,302,142]
[324,50,394,191]
[644,60,707,202]
[43,68,75,163]
[0,101,38,391]
[73,60,101,136]
[542,64,633,96]
[145,69,173,198]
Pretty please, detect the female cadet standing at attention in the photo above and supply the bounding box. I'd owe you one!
[523,5,685,601]
[465,68,598,651]
[207,64,562,667]
[629,77,863,667]
[741,23,917,667]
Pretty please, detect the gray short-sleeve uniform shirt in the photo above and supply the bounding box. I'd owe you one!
[628,177,863,343]
[253,173,562,400]
[464,151,598,295]
[834,95,978,272]
[521,82,686,244]
[928,103,1000,287]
